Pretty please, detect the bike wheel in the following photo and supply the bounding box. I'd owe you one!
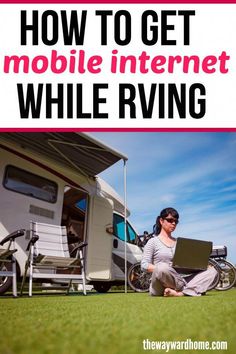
[127,262,151,293]
[214,259,236,291]
[207,259,221,291]
[0,262,13,295]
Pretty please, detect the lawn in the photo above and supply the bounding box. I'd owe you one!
[0,289,235,354]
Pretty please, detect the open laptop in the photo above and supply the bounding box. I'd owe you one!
[172,237,213,273]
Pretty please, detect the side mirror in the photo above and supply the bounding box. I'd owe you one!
[113,239,118,248]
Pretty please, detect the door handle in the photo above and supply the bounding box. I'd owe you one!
[113,239,118,248]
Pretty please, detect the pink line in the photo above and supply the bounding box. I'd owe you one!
[0,0,234,130]
[0,128,236,132]
[0,0,236,3]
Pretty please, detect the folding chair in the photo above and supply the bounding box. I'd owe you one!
[0,230,25,297]
[20,222,87,296]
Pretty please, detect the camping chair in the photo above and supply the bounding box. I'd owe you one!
[20,222,87,297]
[0,229,25,297]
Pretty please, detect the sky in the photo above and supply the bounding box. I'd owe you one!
[91,132,236,263]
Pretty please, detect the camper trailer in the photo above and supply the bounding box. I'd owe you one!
[0,132,142,294]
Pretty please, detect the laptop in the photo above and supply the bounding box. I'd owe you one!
[172,237,213,273]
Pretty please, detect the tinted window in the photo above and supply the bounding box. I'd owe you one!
[113,213,137,244]
[4,165,58,203]
[127,223,136,243]
[75,198,87,212]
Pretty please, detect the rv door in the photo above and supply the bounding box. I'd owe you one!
[86,196,113,281]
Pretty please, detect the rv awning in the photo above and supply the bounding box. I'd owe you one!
[1,132,128,177]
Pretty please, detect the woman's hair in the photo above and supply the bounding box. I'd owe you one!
[154,207,179,235]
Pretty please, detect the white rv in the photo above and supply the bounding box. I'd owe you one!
[0,132,142,294]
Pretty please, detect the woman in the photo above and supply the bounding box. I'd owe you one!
[141,207,217,297]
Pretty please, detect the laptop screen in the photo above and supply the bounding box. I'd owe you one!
[172,237,213,272]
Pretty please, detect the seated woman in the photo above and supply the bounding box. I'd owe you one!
[141,207,218,297]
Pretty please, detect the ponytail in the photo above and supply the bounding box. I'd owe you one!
[154,216,162,235]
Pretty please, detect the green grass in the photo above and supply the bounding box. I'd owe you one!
[0,289,235,354]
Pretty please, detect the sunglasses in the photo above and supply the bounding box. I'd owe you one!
[164,218,179,225]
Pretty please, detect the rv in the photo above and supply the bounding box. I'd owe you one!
[0,132,142,294]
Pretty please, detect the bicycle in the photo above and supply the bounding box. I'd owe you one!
[128,232,152,293]
[209,246,236,291]
[0,229,25,295]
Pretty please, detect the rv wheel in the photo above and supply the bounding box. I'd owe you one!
[93,282,111,293]
[0,262,13,295]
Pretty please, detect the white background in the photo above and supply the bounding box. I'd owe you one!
[0,4,235,128]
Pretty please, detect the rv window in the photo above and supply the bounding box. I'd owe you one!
[3,165,58,203]
[113,213,137,244]
[75,198,87,212]
[127,224,136,244]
